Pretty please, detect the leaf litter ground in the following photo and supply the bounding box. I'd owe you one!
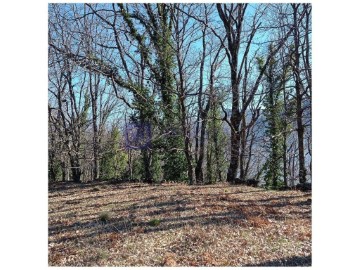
[48,182,311,266]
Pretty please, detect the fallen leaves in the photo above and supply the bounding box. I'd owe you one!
[163,252,177,266]
[247,216,271,228]
[48,182,311,266]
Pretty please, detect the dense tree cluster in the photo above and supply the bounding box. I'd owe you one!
[48,3,311,188]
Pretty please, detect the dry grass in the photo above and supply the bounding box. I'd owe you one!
[48,181,311,266]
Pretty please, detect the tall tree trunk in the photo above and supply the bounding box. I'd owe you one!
[226,68,241,183]
[213,123,223,182]
[61,161,66,182]
[48,156,56,181]
[195,26,207,164]
[89,73,100,180]
[142,149,152,183]
[195,101,210,183]
[292,4,307,184]
[239,114,247,182]
[282,71,288,187]
[296,106,306,183]
[70,155,81,182]
[227,110,241,183]
[180,96,195,185]
[283,137,288,187]
[245,131,255,179]
[128,149,133,180]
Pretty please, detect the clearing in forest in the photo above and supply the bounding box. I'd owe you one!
[48,182,311,266]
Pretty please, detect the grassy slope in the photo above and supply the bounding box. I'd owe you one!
[48,182,311,266]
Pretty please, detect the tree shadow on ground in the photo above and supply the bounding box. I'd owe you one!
[49,191,311,244]
[245,255,311,266]
[49,180,151,193]
[49,183,312,262]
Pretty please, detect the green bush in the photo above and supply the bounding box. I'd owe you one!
[148,218,161,226]
[99,212,111,223]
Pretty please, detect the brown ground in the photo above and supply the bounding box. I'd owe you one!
[48,181,311,266]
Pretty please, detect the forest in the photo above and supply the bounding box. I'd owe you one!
[48,3,311,188]
[48,3,312,266]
